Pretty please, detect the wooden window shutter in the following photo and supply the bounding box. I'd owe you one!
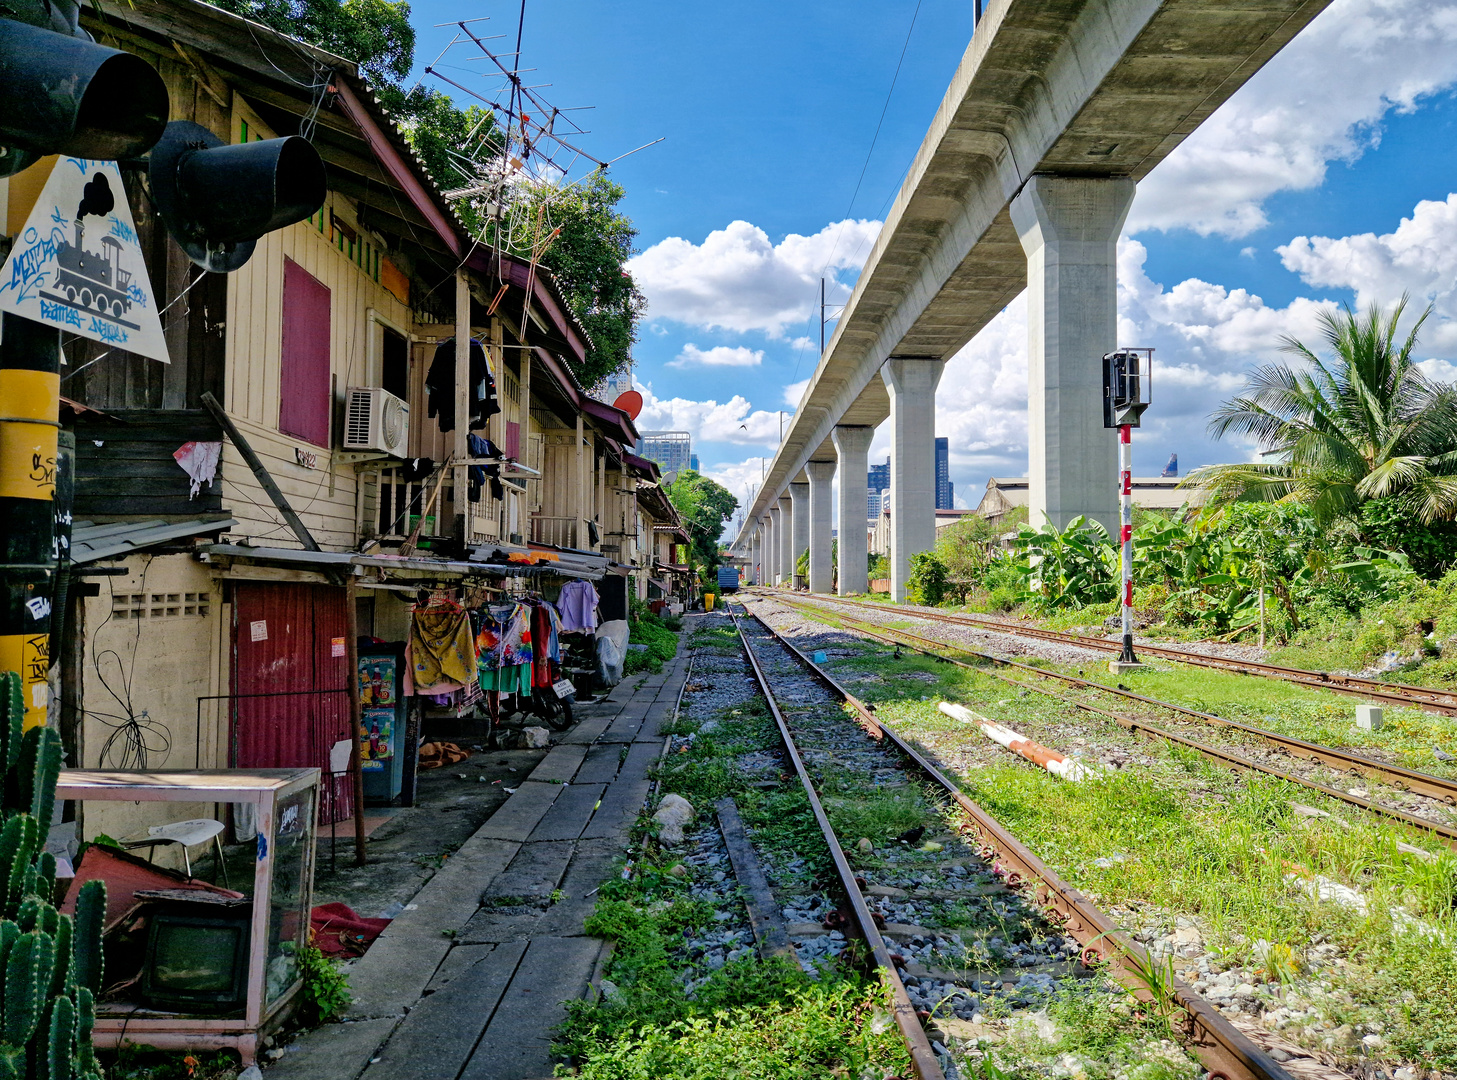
[279,257,332,446]
[505,420,520,460]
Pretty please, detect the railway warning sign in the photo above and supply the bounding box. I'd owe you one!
[0,157,169,363]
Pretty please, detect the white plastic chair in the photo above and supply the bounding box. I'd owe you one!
[123,818,229,886]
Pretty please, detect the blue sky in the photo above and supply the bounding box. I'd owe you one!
[407,0,1457,521]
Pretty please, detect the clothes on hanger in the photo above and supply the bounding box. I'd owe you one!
[410,606,476,693]
[475,602,533,669]
[529,601,563,689]
[466,434,504,503]
[557,580,599,634]
[425,338,500,433]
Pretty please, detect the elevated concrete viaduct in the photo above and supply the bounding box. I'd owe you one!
[731,0,1330,600]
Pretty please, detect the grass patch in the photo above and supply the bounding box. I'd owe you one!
[560,979,910,1080]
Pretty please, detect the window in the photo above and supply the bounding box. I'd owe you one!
[381,326,408,401]
[279,258,331,446]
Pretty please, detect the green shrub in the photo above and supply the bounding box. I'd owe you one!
[906,552,948,606]
[625,606,680,675]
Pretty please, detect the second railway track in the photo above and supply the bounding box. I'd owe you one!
[731,605,1295,1080]
[785,590,1457,718]
[761,589,1457,849]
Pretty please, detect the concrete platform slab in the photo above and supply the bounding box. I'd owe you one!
[360,940,527,1080]
[526,743,588,784]
[457,936,604,1080]
[475,781,563,842]
[574,742,625,785]
[483,839,576,902]
[526,783,607,842]
[264,1017,399,1080]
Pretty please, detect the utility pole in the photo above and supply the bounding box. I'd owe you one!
[820,277,826,356]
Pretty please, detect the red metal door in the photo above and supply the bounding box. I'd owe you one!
[231,582,352,823]
[279,258,332,446]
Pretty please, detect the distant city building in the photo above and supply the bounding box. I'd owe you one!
[867,458,890,518]
[689,453,700,472]
[638,431,693,475]
[597,369,635,402]
[935,437,953,510]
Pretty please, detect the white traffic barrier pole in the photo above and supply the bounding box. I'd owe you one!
[938,701,1093,781]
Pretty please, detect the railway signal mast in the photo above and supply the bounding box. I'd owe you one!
[1103,348,1152,674]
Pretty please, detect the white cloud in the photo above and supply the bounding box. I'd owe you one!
[1278,193,1457,350]
[666,344,763,369]
[626,218,883,337]
[1131,0,1457,237]
[783,379,810,409]
[703,457,773,508]
[634,381,784,447]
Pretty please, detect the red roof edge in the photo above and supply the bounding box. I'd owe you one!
[331,80,462,259]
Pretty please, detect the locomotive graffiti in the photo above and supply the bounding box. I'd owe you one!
[40,220,138,328]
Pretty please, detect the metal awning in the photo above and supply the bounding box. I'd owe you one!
[71,517,236,564]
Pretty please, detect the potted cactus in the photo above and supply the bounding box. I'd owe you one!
[0,670,105,1080]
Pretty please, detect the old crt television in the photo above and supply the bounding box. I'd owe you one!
[141,912,250,1012]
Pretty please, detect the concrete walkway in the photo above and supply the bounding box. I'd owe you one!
[267,646,690,1080]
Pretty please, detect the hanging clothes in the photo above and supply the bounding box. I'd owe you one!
[425,338,500,433]
[557,580,599,634]
[410,607,476,692]
[529,601,562,689]
[466,434,504,503]
[476,602,533,669]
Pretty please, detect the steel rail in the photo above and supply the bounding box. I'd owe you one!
[766,592,1457,846]
[782,591,1457,717]
[737,606,1292,1080]
[729,614,945,1080]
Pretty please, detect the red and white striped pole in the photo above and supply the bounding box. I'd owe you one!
[1118,423,1139,666]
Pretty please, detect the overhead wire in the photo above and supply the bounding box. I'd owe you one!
[790,0,925,389]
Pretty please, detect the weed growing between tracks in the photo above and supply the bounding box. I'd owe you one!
[873,677,1457,1066]
[556,638,911,1079]
[762,598,1457,1070]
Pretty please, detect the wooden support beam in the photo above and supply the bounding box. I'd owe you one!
[200,392,321,552]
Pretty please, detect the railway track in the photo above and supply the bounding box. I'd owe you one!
[774,590,1457,719]
[762,590,1457,849]
[730,605,1294,1080]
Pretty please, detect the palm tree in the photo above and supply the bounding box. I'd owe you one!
[1184,295,1457,523]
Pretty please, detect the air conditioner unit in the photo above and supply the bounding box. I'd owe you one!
[344,386,409,456]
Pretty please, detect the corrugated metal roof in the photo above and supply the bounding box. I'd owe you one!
[71,518,236,564]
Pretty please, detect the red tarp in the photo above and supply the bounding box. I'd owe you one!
[310,902,391,957]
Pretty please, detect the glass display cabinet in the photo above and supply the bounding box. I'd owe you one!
[55,769,319,1065]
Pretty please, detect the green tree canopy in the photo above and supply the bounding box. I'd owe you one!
[214,0,643,389]
[664,470,739,575]
[211,0,415,83]
[1186,296,1457,524]
[489,173,645,387]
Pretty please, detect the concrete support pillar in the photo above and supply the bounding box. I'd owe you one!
[806,462,835,594]
[751,527,761,585]
[768,506,781,584]
[778,497,793,586]
[881,357,946,602]
[1009,175,1135,534]
[832,426,873,596]
[788,482,809,588]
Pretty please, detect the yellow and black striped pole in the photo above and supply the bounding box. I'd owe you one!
[0,312,60,731]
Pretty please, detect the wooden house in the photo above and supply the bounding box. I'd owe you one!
[0,0,681,860]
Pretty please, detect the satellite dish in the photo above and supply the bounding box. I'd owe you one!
[612,390,644,420]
